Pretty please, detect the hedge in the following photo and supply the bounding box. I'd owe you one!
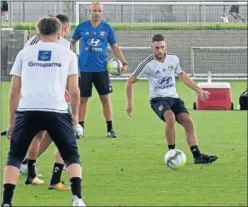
[1,22,247,30]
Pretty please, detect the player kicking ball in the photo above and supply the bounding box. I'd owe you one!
[126,34,218,164]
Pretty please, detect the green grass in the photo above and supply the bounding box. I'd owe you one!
[1,22,247,31]
[1,80,247,206]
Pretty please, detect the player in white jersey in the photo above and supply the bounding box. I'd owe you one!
[126,34,218,164]
[1,17,86,207]
[19,14,73,191]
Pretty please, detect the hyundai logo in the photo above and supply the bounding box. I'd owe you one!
[158,77,172,85]
[87,38,101,47]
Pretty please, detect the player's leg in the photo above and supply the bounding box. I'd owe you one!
[173,98,218,164]
[44,112,86,206]
[236,13,246,23]
[48,148,70,190]
[78,72,93,135]
[2,111,43,207]
[229,6,239,22]
[150,98,176,150]
[93,71,116,138]
[20,132,45,180]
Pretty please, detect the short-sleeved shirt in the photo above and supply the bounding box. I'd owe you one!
[72,20,117,72]
[24,35,70,49]
[10,42,78,113]
[132,53,183,99]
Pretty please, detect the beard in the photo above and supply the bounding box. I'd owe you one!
[92,14,101,21]
[154,53,165,61]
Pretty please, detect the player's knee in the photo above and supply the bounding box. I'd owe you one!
[163,111,175,124]
[100,95,110,106]
[182,118,194,131]
[80,97,88,104]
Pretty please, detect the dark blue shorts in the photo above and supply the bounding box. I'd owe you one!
[150,97,189,122]
[8,111,80,167]
[79,71,113,97]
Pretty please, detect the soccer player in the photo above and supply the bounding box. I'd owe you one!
[126,34,218,164]
[70,2,128,138]
[1,17,86,207]
[229,4,246,23]
[1,1,8,22]
[19,14,72,190]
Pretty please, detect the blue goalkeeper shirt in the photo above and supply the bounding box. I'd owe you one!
[72,20,117,72]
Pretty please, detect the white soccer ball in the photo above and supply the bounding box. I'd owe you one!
[164,149,187,170]
[73,124,84,138]
[107,58,122,75]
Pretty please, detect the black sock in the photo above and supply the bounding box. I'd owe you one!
[168,145,175,150]
[27,159,36,179]
[22,158,27,165]
[190,145,202,158]
[106,121,113,132]
[50,163,64,185]
[70,177,82,199]
[79,121,84,129]
[2,183,15,206]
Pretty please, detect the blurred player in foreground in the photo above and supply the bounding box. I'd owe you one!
[1,17,86,207]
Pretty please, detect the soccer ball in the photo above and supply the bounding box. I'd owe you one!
[107,58,122,75]
[73,124,84,139]
[164,149,187,170]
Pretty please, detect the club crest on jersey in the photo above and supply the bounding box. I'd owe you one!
[100,31,105,36]
[38,50,51,61]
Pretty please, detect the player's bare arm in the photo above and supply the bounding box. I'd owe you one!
[67,74,80,125]
[8,75,21,138]
[111,44,128,73]
[178,71,210,101]
[70,38,78,53]
[126,75,137,116]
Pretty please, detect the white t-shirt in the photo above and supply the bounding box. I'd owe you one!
[132,53,183,99]
[24,35,70,49]
[10,42,78,113]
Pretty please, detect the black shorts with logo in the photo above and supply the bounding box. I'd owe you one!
[79,71,113,97]
[7,111,80,168]
[150,97,189,122]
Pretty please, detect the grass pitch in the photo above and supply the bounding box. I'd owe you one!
[1,80,247,206]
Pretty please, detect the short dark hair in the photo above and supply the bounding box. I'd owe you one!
[152,34,165,42]
[36,17,61,35]
[55,14,69,24]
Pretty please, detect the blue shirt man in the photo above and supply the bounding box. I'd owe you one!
[72,20,117,72]
[71,2,128,138]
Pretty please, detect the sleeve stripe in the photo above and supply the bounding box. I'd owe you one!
[30,35,39,45]
[133,55,154,77]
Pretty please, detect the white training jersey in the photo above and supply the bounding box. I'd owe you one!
[132,53,183,99]
[24,35,70,49]
[10,42,78,113]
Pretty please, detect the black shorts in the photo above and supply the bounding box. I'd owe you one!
[229,5,239,13]
[8,111,79,167]
[150,97,189,122]
[79,71,113,97]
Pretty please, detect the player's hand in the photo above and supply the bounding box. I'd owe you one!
[121,64,128,74]
[199,90,210,101]
[7,125,13,140]
[126,103,132,117]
